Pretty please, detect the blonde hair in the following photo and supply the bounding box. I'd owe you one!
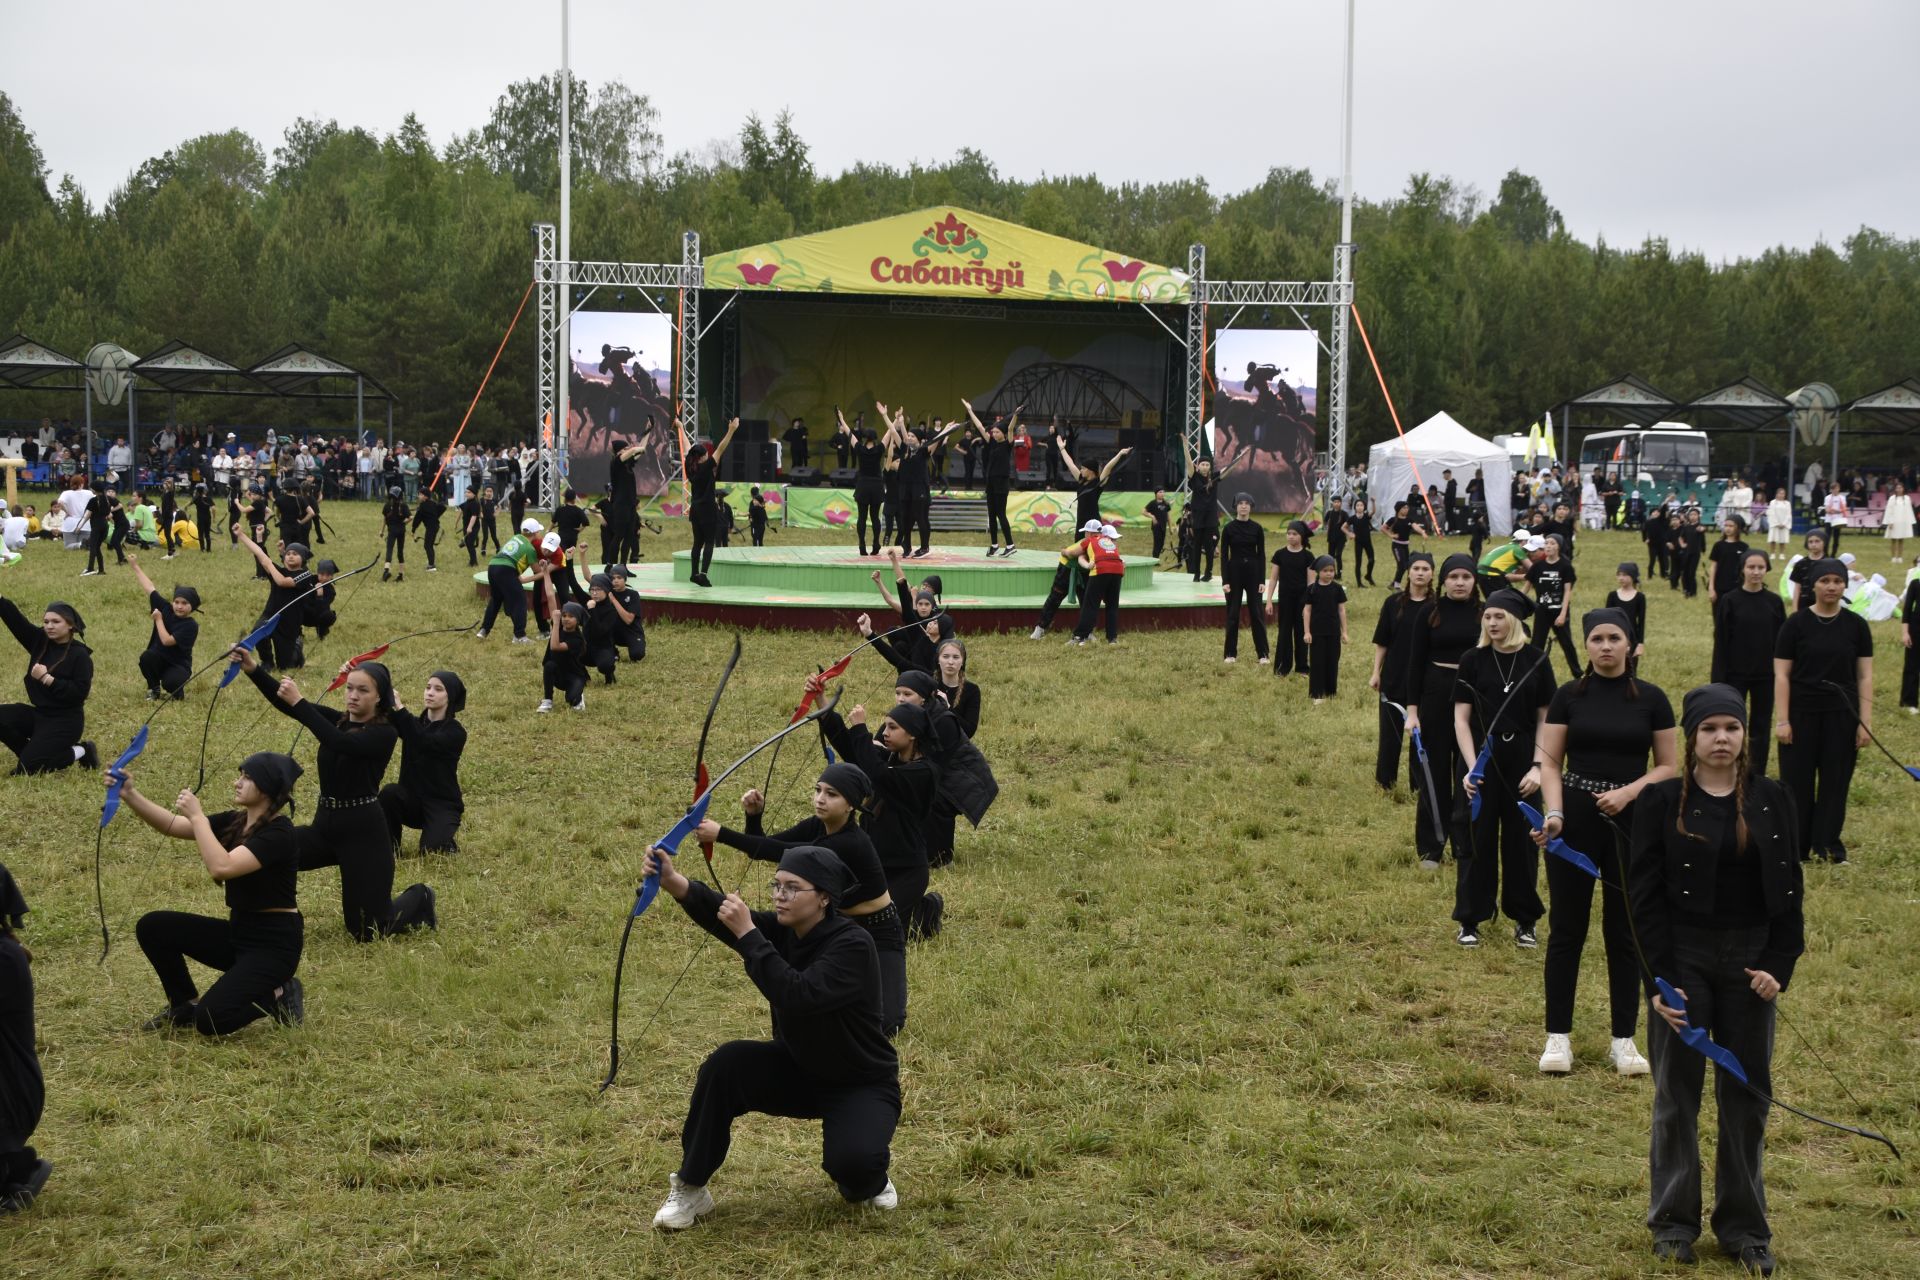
[1477,609,1530,653]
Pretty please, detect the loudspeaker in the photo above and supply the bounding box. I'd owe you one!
[739,419,770,443]
[828,467,856,485]
[789,466,822,487]
[1128,448,1162,492]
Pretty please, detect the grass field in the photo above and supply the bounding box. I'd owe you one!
[1,502,1915,1279]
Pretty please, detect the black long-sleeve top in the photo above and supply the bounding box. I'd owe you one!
[390,709,466,809]
[0,934,43,1144]
[1371,590,1428,703]
[382,499,410,533]
[1218,518,1267,583]
[1603,589,1648,650]
[0,597,92,712]
[1404,596,1482,689]
[870,631,936,679]
[249,667,396,800]
[1629,774,1804,998]
[145,591,198,668]
[936,678,980,738]
[720,814,888,907]
[818,710,939,871]
[411,497,444,533]
[674,880,897,1086]
[1711,587,1786,684]
[260,568,314,636]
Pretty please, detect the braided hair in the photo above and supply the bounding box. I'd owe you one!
[1673,734,1750,855]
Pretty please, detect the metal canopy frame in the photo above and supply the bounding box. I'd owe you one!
[1560,374,1680,427]
[531,226,1353,508]
[1843,377,1920,435]
[0,334,83,388]
[1677,376,1790,431]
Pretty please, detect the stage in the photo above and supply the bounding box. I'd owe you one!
[473,545,1229,632]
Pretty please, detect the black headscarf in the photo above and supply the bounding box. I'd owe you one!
[776,845,855,906]
[430,670,467,715]
[884,702,930,744]
[351,660,398,713]
[238,751,304,805]
[172,586,202,611]
[46,601,85,635]
[1440,553,1478,582]
[1806,557,1848,584]
[817,762,872,807]
[1681,683,1749,737]
[589,573,612,592]
[895,670,937,701]
[1484,588,1533,619]
[1615,561,1640,583]
[0,859,27,929]
[1581,607,1633,640]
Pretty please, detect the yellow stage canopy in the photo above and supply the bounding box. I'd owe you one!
[703,207,1191,305]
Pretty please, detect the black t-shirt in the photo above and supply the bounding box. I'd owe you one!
[210,811,299,913]
[1455,644,1556,741]
[1385,515,1416,545]
[1304,580,1347,636]
[1692,790,1768,929]
[554,504,589,549]
[1075,481,1103,528]
[1145,498,1170,528]
[1371,590,1430,701]
[1774,608,1873,706]
[608,449,636,503]
[146,591,197,665]
[1269,545,1314,596]
[1324,509,1348,539]
[1219,518,1267,580]
[982,439,1013,485]
[854,440,883,480]
[1546,674,1675,785]
[688,455,718,508]
[1709,539,1749,595]
[1406,596,1484,679]
[1604,589,1647,649]
[1189,474,1220,529]
[1527,557,1576,610]
[1787,556,1823,611]
[1712,588,1785,683]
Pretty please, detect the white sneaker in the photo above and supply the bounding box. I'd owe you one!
[571,697,586,711]
[1029,626,1045,640]
[652,1173,714,1230]
[1539,1033,1573,1074]
[1610,1037,1651,1077]
[1223,656,1237,664]
[474,629,488,640]
[858,1179,898,1210]
[536,699,553,713]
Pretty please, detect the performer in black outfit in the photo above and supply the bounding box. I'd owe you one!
[477,485,501,555]
[1323,497,1349,576]
[1264,521,1314,676]
[1772,558,1873,863]
[606,438,645,565]
[1604,562,1649,670]
[128,555,198,700]
[1526,535,1581,674]
[82,484,111,576]
[192,483,214,554]
[0,860,50,1214]
[701,763,907,1035]
[1145,489,1171,559]
[1531,607,1677,1078]
[379,671,467,855]
[1369,552,1432,789]
[119,752,306,1034]
[1451,588,1553,948]
[1674,509,1707,598]
[1630,684,1801,1277]
[411,488,446,572]
[380,487,409,581]
[1901,573,1920,714]
[1711,550,1785,776]
[818,697,940,939]
[273,485,315,549]
[605,564,647,662]
[458,490,482,566]
[845,414,886,556]
[235,648,435,942]
[1303,556,1348,700]
[1218,496,1268,663]
[235,532,311,672]
[1403,555,1482,867]
[539,580,589,713]
[781,417,811,470]
[644,843,900,1229]
[1384,501,1423,589]
[0,597,95,775]
[1349,499,1377,586]
[1182,445,1220,581]
[1706,515,1750,614]
[581,574,623,684]
[686,418,741,586]
[157,478,180,558]
[961,400,1020,556]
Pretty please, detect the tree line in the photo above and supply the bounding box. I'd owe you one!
[1,79,1915,462]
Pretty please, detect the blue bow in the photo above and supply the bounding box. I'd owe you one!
[1655,977,1750,1084]
[1517,800,1600,877]
[99,725,150,829]
[634,792,715,918]
[1466,738,1494,820]
[219,614,281,688]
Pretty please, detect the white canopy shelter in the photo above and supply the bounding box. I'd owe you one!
[1366,411,1514,534]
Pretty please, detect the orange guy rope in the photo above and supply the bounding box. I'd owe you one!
[430,279,535,493]
[1350,302,1444,538]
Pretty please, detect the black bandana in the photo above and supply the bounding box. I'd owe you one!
[0,859,27,929]
[776,845,855,905]
[239,751,304,805]
[1681,683,1749,737]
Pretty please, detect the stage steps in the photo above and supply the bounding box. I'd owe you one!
[929,496,987,531]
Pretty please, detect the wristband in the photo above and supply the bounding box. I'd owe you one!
[1544,808,1563,820]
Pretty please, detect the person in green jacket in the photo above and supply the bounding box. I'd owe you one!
[477,518,546,642]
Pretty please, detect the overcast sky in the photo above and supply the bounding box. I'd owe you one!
[5,0,1915,263]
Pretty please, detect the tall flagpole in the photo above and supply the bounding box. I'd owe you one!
[556,0,572,502]
[1328,0,1357,484]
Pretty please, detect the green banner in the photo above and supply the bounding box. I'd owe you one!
[780,487,1156,536]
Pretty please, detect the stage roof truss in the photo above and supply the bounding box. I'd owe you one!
[1193,280,1345,307]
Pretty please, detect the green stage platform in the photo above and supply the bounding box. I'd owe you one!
[473,545,1226,632]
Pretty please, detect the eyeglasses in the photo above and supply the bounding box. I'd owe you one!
[768,880,817,900]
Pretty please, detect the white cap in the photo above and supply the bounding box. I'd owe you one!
[1524,535,1547,552]
[540,532,561,554]
[1840,552,1857,565]
[520,517,544,534]
[1100,523,1119,538]
[1080,519,1103,533]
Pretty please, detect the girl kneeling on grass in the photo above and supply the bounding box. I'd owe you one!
[1628,684,1802,1276]
[119,752,307,1034]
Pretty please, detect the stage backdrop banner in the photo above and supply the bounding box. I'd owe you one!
[705,207,1190,305]
[781,487,1156,536]
[566,310,676,496]
[1211,328,1320,513]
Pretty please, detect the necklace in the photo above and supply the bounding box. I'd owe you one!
[1491,645,1520,694]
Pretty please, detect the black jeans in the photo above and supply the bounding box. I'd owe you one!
[1647,924,1776,1252]
[135,909,303,1035]
[1531,602,1581,675]
[380,783,462,854]
[1221,577,1269,659]
[1454,746,1544,927]
[1778,699,1858,855]
[1352,535,1375,584]
[1722,674,1775,777]
[296,802,399,943]
[1071,575,1121,642]
[1543,790,1640,1037]
[137,650,190,698]
[986,484,1012,545]
[677,1040,900,1201]
[1272,593,1307,675]
[482,564,528,638]
[384,528,406,564]
[0,704,82,775]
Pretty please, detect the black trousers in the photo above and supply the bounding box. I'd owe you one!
[1221,575,1268,659]
[1454,749,1544,927]
[1272,592,1307,676]
[1531,602,1581,674]
[0,941,43,1186]
[419,526,439,569]
[0,704,82,775]
[1677,551,1699,597]
[1034,562,1075,633]
[1543,790,1640,1038]
[1326,532,1347,576]
[1778,700,1858,855]
[384,528,405,564]
[379,783,462,854]
[854,478,884,553]
[258,625,304,673]
[137,650,190,697]
[885,864,930,945]
[481,564,528,638]
[587,642,619,682]
[677,1039,900,1201]
[1647,924,1777,1253]
[985,484,1012,545]
[690,506,718,575]
[750,519,766,547]
[543,655,586,707]
[86,531,107,573]
[1722,675,1775,777]
[851,907,909,1037]
[1375,695,1410,790]
[1186,526,1217,579]
[1903,641,1920,710]
[1648,539,1669,581]
[295,802,403,943]
[1150,520,1166,557]
[197,513,212,551]
[904,491,931,553]
[1413,672,1470,861]
[1071,574,1121,642]
[1307,633,1341,697]
[135,909,303,1035]
[480,516,501,553]
[1352,535,1375,584]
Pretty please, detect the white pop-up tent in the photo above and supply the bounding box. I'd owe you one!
[1366,411,1515,534]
